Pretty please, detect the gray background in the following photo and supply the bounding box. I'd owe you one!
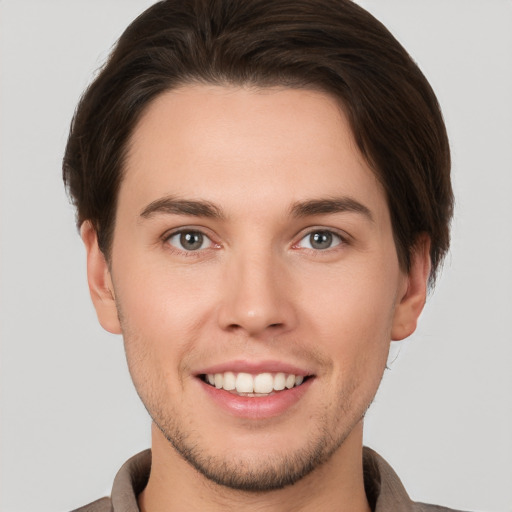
[1,1,511,511]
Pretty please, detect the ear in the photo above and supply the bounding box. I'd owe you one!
[80,221,122,334]
[391,234,431,341]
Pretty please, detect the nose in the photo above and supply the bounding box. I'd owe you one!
[217,249,298,338]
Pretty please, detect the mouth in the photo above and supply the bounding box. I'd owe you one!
[199,371,312,397]
[195,361,315,418]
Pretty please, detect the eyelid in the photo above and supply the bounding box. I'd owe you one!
[292,227,349,250]
[162,226,221,253]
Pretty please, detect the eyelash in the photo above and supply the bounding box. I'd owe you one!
[162,226,348,257]
[293,229,347,252]
[162,228,219,256]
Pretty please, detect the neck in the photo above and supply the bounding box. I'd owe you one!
[138,422,371,512]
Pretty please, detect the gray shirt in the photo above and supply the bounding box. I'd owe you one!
[72,447,468,511]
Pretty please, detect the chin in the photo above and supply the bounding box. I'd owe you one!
[161,423,342,492]
[151,404,357,493]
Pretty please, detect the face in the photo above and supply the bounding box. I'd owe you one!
[84,85,428,491]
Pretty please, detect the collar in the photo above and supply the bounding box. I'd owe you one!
[110,447,415,511]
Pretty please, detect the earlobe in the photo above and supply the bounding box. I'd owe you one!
[80,221,122,335]
[391,234,431,341]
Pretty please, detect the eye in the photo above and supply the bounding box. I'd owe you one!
[297,230,343,250]
[166,230,212,251]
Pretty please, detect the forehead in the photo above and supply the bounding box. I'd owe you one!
[121,84,387,219]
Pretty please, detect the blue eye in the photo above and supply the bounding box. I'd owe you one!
[298,230,343,250]
[167,230,211,251]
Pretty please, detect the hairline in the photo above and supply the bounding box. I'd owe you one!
[106,80,393,259]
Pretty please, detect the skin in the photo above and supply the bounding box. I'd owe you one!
[82,85,430,512]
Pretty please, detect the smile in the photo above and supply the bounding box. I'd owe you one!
[197,362,314,418]
[201,372,307,396]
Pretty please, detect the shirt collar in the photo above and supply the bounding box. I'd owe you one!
[110,447,415,511]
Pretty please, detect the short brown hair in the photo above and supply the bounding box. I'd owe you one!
[63,0,453,285]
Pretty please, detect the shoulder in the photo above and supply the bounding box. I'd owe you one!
[69,450,150,512]
[363,447,472,512]
[414,504,471,512]
[71,496,113,512]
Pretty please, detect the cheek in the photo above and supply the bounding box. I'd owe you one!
[116,247,212,318]
[113,258,222,369]
[300,260,398,373]
[302,259,398,330]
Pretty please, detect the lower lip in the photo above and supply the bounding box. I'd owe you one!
[199,378,313,419]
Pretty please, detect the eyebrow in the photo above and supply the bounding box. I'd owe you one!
[139,195,373,222]
[140,196,225,220]
[290,197,374,222]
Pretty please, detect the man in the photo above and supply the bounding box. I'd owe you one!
[63,0,461,510]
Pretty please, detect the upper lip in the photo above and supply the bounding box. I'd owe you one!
[195,360,314,377]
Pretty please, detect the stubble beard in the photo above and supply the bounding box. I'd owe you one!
[154,415,342,492]
[117,302,382,493]
[125,344,378,493]
[144,384,372,493]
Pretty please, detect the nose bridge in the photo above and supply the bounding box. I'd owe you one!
[218,241,295,336]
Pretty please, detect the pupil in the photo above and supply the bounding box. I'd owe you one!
[181,231,203,250]
[311,231,332,250]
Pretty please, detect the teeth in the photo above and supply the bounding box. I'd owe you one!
[285,374,295,389]
[274,372,286,391]
[236,372,254,393]
[254,373,274,394]
[204,371,307,394]
[223,371,236,391]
